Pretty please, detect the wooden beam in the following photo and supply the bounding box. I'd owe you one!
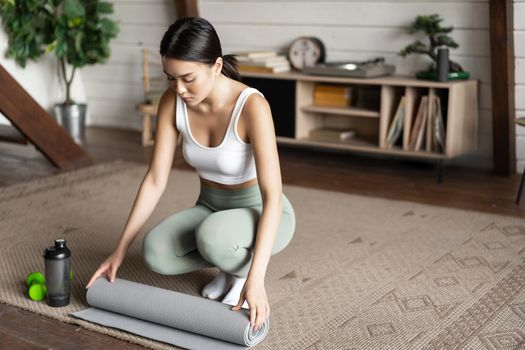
[0,64,93,170]
[175,0,199,18]
[489,0,516,175]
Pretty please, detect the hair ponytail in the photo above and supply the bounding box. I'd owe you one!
[160,17,241,82]
[221,54,241,81]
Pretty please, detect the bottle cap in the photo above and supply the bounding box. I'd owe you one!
[43,239,71,260]
[55,239,66,249]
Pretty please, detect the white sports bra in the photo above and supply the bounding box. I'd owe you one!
[175,87,264,185]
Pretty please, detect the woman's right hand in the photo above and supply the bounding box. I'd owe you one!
[85,249,125,289]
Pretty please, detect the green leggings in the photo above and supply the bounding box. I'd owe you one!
[142,182,296,277]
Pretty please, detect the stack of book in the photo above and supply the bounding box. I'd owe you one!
[313,84,352,108]
[309,127,356,142]
[234,51,291,73]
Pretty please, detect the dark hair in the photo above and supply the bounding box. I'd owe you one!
[160,17,240,82]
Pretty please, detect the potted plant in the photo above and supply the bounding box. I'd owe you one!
[399,14,470,81]
[0,0,119,144]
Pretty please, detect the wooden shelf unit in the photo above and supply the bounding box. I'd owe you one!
[240,70,479,161]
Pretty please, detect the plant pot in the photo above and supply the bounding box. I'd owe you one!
[54,103,87,145]
[415,70,470,81]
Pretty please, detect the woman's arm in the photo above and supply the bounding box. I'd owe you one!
[231,93,283,330]
[114,88,179,253]
[243,93,283,282]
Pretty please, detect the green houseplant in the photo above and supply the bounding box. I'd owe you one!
[0,0,119,144]
[399,14,469,81]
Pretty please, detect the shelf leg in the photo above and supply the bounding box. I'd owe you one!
[436,159,443,183]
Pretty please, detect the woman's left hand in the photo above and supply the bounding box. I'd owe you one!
[231,276,269,331]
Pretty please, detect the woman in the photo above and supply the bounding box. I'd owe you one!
[85,17,296,332]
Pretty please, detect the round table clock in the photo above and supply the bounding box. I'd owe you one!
[287,36,326,70]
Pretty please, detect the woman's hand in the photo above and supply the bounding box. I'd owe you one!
[231,276,269,331]
[85,249,126,289]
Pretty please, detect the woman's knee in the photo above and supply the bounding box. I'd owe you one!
[194,217,224,259]
[195,212,256,274]
[142,229,167,273]
[142,206,211,273]
[272,203,296,255]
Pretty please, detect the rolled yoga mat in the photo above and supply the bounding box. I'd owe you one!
[70,278,270,350]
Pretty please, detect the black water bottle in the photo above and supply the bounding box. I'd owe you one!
[43,239,71,307]
[436,46,449,82]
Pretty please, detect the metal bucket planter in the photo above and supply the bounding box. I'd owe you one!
[54,103,87,145]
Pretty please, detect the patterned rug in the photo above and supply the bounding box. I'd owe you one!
[0,159,524,350]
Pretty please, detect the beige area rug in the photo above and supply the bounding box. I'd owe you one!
[1,159,525,350]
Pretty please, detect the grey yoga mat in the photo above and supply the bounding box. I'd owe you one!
[70,278,269,350]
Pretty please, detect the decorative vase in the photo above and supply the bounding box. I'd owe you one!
[54,103,87,145]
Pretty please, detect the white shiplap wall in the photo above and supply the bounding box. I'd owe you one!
[515,0,525,172]
[81,0,175,130]
[82,0,524,170]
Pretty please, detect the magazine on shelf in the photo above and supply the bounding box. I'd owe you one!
[408,96,428,151]
[432,95,446,153]
[385,96,405,147]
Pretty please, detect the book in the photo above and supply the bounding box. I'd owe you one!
[309,127,356,141]
[385,97,405,147]
[314,84,352,107]
[314,92,351,106]
[414,97,429,151]
[315,84,351,94]
[238,62,291,73]
[425,92,437,152]
[354,86,381,109]
[237,60,289,69]
[408,96,428,150]
[313,99,351,108]
[236,55,288,66]
[432,96,446,153]
[233,51,278,59]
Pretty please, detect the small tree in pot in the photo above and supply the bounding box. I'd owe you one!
[0,0,119,144]
[399,14,470,80]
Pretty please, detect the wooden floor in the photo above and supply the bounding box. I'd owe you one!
[1,126,524,349]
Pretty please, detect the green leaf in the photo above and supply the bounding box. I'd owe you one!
[26,0,46,12]
[45,40,57,53]
[0,0,119,72]
[97,2,113,14]
[67,16,84,28]
[436,35,459,49]
[86,49,99,60]
[64,0,84,19]
[56,40,68,57]
[100,18,118,37]
[74,31,84,52]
